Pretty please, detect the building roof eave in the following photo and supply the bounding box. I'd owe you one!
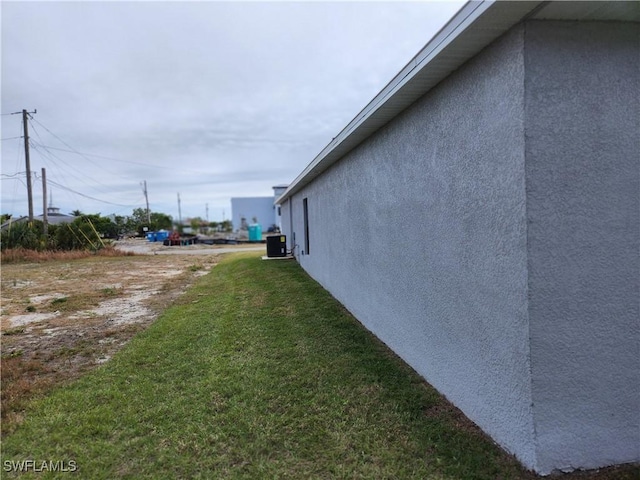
[276,0,543,204]
[275,0,639,206]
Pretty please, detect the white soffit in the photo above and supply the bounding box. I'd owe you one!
[277,1,639,203]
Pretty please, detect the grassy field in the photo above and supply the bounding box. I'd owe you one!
[2,252,637,479]
[1,250,218,432]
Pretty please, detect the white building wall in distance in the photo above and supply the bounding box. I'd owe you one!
[230,197,275,232]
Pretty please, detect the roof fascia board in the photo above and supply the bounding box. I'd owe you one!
[340,0,495,141]
[276,0,543,205]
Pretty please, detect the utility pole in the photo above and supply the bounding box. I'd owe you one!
[42,167,48,236]
[21,109,37,222]
[141,180,150,224]
[206,203,209,223]
[177,193,182,227]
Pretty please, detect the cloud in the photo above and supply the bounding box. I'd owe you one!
[2,0,464,221]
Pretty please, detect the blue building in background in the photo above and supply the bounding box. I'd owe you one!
[230,185,287,233]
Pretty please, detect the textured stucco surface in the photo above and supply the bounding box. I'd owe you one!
[524,21,640,473]
[285,25,537,469]
[280,19,639,475]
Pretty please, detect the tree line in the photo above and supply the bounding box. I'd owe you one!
[0,208,232,251]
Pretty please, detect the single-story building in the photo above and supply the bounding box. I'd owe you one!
[276,0,638,475]
[231,185,288,232]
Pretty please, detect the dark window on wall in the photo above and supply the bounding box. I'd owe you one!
[303,197,310,255]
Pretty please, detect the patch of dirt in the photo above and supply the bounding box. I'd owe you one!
[1,246,221,433]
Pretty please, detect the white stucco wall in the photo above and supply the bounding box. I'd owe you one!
[279,19,639,474]
[524,21,639,473]
[284,25,537,469]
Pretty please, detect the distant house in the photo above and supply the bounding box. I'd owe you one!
[277,1,638,475]
[231,185,287,232]
[37,204,74,226]
[1,203,74,232]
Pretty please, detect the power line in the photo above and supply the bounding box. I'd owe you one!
[27,119,146,180]
[4,115,193,216]
[30,118,140,186]
[30,145,142,211]
[43,177,140,208]
[27,122,138,201]
[30,117,85,157]
[29,141,102,201]
[19,118,146,214]
[30,139,125,193]
[30,140,135,183]
[30,144,179,171]
[9,118,25,214]
[1,176,27,188]
[30,117,155,177]
[25,118,216,177]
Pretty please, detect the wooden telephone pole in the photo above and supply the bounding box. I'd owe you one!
[141,180,151,224]
[21,109,37,222]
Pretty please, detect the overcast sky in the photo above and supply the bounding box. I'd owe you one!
[2,0,464,222]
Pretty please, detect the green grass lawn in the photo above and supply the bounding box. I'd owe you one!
[1,252,634,479]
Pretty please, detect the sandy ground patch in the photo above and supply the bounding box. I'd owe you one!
[114,237,266,256]
[0,248,223,431]
[1,251,219,356]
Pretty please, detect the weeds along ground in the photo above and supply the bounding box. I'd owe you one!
[1,249,219,436]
